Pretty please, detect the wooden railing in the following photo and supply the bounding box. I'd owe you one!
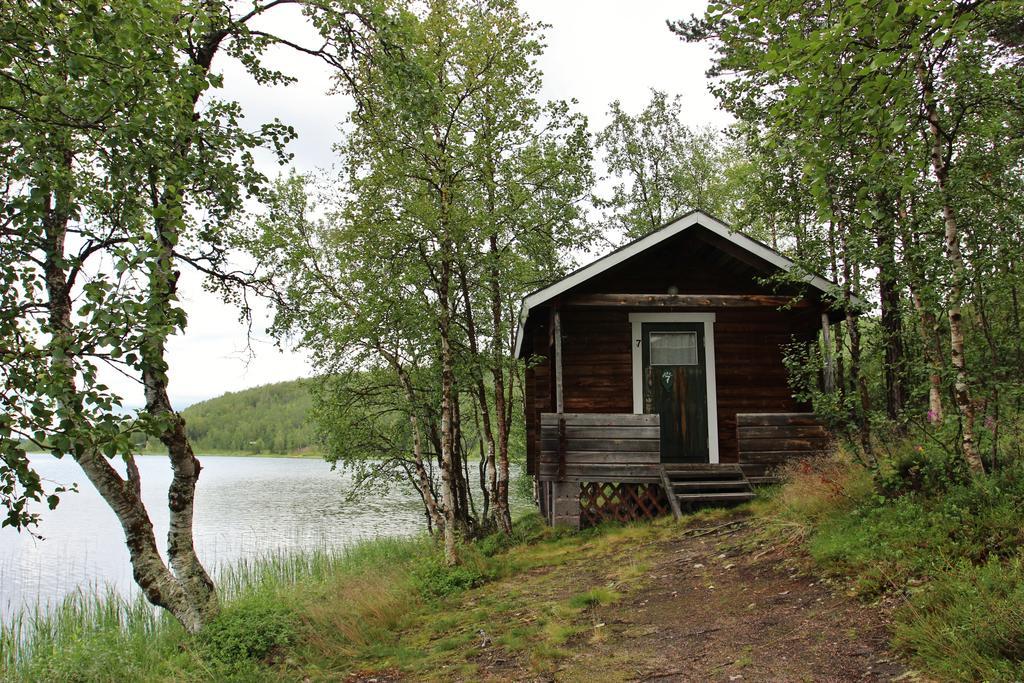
[538,412,661,483]
[736,412,832,482]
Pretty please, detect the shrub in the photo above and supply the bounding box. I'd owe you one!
[802,463,1024,590]
[511,512,548,543]
[196,599,296,676]
[874,441,968,498]
[476,530,514,557]
[411,557,488,599]
[476,513,551,557]
[771,451,873,523]
[735,442,1024,679]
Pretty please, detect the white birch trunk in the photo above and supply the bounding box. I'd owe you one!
[918,61,984,475]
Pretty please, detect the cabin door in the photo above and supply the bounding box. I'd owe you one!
[641,322,709,463]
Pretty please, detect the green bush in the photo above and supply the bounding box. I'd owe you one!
[770,448,1024,679]
[196,599,296,676]
[411,557,488,599]
[476,513,551,557]
[778,446,1024,679]
[808,462,1024,593]
[476,530,514,557]
[875,441,968,498]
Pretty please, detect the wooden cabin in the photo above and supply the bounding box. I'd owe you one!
[514,210,844,528]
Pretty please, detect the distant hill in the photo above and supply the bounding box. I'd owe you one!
[179,379,317,455]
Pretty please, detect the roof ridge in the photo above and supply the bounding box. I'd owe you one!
[513,210,849,358]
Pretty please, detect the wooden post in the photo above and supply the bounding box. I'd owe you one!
[550,482,581,528]
[549,305,578,528]
[821,312,836,393]
[553,306,565,480]
[553,306,564,413]
[557,415,567,481]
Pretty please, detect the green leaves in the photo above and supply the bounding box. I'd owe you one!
[595,90,741,240]
[674,0,1024,461]
[0,0,314,530]
[250,1,591,527]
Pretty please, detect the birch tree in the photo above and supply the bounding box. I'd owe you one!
[595,90,739,239]
[673,0,1024,473]
[254,0,593,556]
[0,0,365,631]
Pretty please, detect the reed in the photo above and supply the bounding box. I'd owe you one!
[0,534,434,682]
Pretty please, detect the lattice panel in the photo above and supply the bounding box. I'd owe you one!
[579,482,670,528]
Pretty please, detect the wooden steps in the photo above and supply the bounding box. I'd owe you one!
[672,480,751,491]
[659,464,755,518]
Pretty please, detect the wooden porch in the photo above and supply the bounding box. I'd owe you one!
[537,411,830,528]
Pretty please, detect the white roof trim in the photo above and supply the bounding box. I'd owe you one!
[513,210,844,358]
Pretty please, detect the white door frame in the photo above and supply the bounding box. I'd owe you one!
[629,312,720,464]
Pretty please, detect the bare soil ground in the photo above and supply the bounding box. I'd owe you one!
[576,518,908,682]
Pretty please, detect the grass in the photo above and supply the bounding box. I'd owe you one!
[9,440,1021,682]
[0,536,434,682]
[567,587,620,609]
[761,442,1024,682]
[0,514,676,682]
[335,517,672,681]
[0,588,185,682]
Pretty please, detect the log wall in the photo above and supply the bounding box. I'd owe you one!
[521,225,827,475]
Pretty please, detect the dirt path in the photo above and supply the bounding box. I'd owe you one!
[572,518,907,682]
[490,516,908,682]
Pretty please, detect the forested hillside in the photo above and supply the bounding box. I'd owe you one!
[180,380,316,455]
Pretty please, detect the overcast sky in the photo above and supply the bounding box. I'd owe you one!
[119,1,731,409]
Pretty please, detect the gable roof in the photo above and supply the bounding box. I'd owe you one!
[513,210,845,358]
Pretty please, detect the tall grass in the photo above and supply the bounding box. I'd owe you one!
[764,443,1024,681]
[0,586,182,682]
[0,535,435,682]
[0,513,560,682]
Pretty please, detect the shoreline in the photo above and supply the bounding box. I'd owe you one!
[136,449,323,460]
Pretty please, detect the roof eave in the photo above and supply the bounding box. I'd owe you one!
[513,210,858,359]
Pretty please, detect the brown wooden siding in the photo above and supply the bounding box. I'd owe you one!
[537,413,661,482]
[524,305,817,469]
[713,310,817,462]
[737,413,832,480]
[521,225,825,473]
[525,319,551,475]
[570,227,819,302]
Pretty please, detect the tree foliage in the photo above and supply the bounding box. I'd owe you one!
[0,0,360,631]
[672,0,1024,471]
[254,0,594,561]
[595,89,741,239]
[179,380,316,455]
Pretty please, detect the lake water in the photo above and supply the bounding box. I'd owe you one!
[0,454,431,621]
